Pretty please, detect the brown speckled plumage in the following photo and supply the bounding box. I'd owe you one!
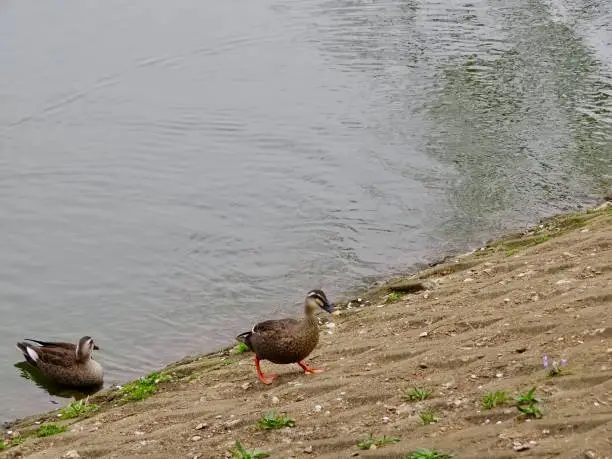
[16,336,103,387]
[236,290,335,384]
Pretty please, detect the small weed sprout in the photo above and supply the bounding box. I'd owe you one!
[404,387,431,402]
[405,449,454,459]
[234,343,250,353]
[120,371,172,401]
[59,398,99,419]
[256,411,295,430]
[357,434,400,450]
[37,424,68,437]
[418,410,437,425]
[0,439,5,450]
[386,292,403,303]
[482,391,510,409]
[543,355,568,377]
[229,440,270,459]
[516,387,542,418]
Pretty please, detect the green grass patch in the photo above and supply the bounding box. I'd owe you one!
[256,411,295,430]
[229,440,270,459]
[37,424,67,437]
[59,399,99,419]
[234,343,250,353]
[516,387,542,418]
[404,387,431,402]
[405,449,453,459]
[357,434,400,450]
[418,410,437,425]
[482,391,510,409]
[120,371,172,401]
[385,292,404,303]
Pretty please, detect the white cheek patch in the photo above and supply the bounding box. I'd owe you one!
[26,347,39,362]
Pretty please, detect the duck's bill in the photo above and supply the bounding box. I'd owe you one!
[323,301,336,313]
[93,345,100,350]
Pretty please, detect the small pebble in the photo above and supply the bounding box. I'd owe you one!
[313,405,322,413]
[419,331,428,338]
[583,450,596,459]
[271,396,280,405]
[241,382,251,390]
[191,436,201,442]
[195,423,207,430]
[303,446,313,454]
[382,416,390,424]
[63,452,81,459]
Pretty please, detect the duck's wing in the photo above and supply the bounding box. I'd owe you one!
[35,346,78,368]
[23,339,76,350]
[253,318,300,334]
[17,341,77,368]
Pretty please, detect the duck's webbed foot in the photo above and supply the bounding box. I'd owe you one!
[298,360,324,374]
[255,356,278,384]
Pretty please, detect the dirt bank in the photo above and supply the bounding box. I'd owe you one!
[2,204,611,459]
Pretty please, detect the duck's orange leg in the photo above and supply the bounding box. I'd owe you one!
[254,356,278,384]
[298,360,324,374]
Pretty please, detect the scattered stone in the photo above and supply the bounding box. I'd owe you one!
[63,452,81,459]
[464,278,474,283]
[241,382,251,390]
[419,331,428,338]
[191,436,202,442]
[496,373,503,378]
[382,416,390,424]
[503,298,510,304]
[556,279,572,285]
[583,450,596,459]
[195,423,207,430]
[303,446,313,454]
[313,405,322,413]
[271,396,280,405]
[134,431,145,436]
[326,322,336,329]
[225,419,240,428]
[513,441,530,451]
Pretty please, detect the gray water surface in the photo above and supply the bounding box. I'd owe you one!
[1,0,610,421]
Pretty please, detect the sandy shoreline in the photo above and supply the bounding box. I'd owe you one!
[2,202,611,459]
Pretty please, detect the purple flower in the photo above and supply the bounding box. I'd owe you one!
[543,355,549,369]
[559,358,568,366]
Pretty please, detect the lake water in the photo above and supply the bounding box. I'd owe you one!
[0,0,610,422]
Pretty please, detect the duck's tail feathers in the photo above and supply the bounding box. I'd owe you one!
[235,331,253,350]
[16,342,39,366]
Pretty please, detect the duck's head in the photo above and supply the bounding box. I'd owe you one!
[305,289,335,315]
[76,336,99,362]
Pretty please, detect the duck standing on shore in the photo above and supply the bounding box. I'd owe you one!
[236,289,336,384]
[16,336,103,387]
